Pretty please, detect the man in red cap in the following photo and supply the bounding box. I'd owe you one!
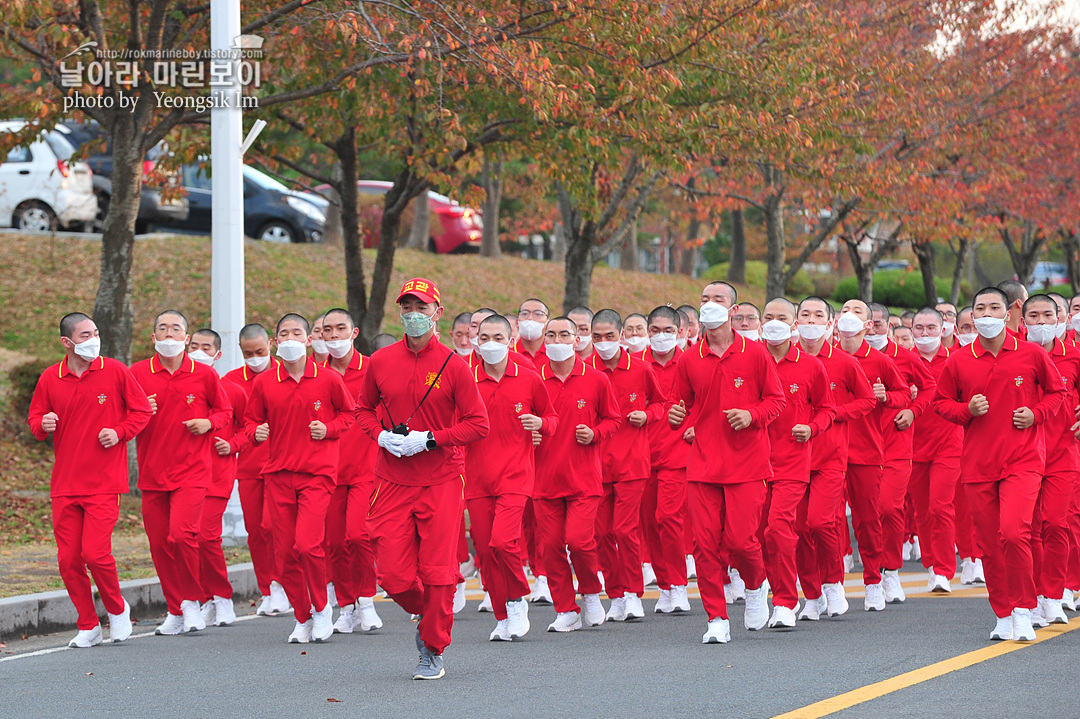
[356,278,489,680]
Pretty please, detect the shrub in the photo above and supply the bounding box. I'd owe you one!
[703,260,815,298]
[833,270,954,309]
[5,360,52,443]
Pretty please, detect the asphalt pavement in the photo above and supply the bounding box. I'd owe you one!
[2,561,1078,719]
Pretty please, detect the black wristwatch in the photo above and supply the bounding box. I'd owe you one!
[425,431,437,450]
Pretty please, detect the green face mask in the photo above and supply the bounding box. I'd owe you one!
[402,311,434,338]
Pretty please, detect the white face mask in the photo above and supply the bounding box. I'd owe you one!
[188,349,215,366]
[1055,322,1066,339]
[942,321,955,337]
[245,354,271,372]
[836,312,865,337]
[155,338,186,358]
[866,333,889,350]
[973,316,1006,339]
[913,335,941,353]
[276,339,308,362]
[676,337,688,350]
[325,338,353,358]
[594,341,621,360]
[454,344,473,357]
[576,334,592,350]
[470,335,480,350]
[623,336,648,353]
[957,332,977,347]
[71,336,101,362]
[761,320,792,345]
[1071,315,1080,333]
[478,341,509,365]
[699,302,729,329]
[310,339,328,355]
[796,323,830,342]
[650,333,678,354]
[736,329,759,341]
[1025,323,1057,346]
[518,319,544,341]
[545,341,575,362]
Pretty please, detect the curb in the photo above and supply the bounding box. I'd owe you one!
[0,563,259,642]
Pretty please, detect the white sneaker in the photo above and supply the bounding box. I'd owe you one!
[823,583,849,616]
[288,619,312,643]
[108,600,133,643]
[798,596,824,621]
[606,596,628,621]
[356,596,383,631]
[582,594,606,626]
[489,619,512,641]
[311,604,334,642]
[843,553,855,573]
[728,568,747,602]
[1012,608,1036,641]
[743,584,769,631]
[460,555,477,578]
[478,592,493,613]
[269,581,291,614]
[547,611,583,632]
[1063,589,1078,612]
[973,558,985,583]
[453,581,466,614]
[200,600,216,627]
[686,554,697,579]
[863,583,886,612]
[181,599,206,632]
[642,563,657,587]
[725,582,735,604]
[155,613,185,636]
[911,537,922,560]
[990,616,1013,640]
[1043,597,1069,624]
[882,570,906,603]
[597,571,605,593]
[702,618,731,644]
[769,605,797,628]
[1031,601,1050,628]
[624,592,645,620]
[213,596,236,626]
[960,558,977,585]
[670,585,691,613]
[901,541,913,561]
[333,605,357,634]
[506,598,530,638]
[256,595,273,616]
[655,588,674,614]
[326,582,338,609]
[930,574,952,593]
[530,575,553,604]
[68,625,103,648]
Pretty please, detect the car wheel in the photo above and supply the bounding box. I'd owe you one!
[92,191,110,233]
[135,219,150,235]
[258,221,297,243]
[13,201,58,232]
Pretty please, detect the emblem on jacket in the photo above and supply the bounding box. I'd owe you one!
[185,394,195,405]
[629,393,638,403]
[830,382,836,391]
[789,384,799,394]
[577,399,587,409]
[314,400,322,411]
[97,394,107,404]
[734,377,744,389]
[425,372,443,390]
[514,402,523,414]
[1014,376,1023,387]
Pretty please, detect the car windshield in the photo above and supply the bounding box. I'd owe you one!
[243,166,290,192]
[44,131,75,161]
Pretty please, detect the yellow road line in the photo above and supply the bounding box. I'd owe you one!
[770,617,1080,719]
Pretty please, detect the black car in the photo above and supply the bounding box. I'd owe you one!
[163,163,326,243]
[57,121,188,233]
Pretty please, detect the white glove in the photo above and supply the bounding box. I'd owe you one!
[400,430,431,457]
[378,430,405,458]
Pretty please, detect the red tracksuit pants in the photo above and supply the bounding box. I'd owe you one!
[237,477,277,596]
[796,468,846,600]
[965,474,1040,618]
[690,480,767,622]
[523,499,544,577]
[198,494,233,600]
[596,479,647,598]
[264,471,333,623]
[762,479,809,610]
[142,486,206,615]
[878,458,913,572]
[846,463,884,585]
[368,477,463,655]
[533,495,603,615]
[53,494,126,630]
[1068,479,1080,591]
[641,468,689,590]
[467,494,530,621]
[910,457,960,578]
[326,481,377,606]
[1032,470,1076,600]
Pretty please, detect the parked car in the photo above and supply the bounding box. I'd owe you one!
[1025,262,1068,290]
[0,120,97,231]
[314,180,483,253]
[56,121,188,234]
[874,259,910,271]
[163,163,326,243]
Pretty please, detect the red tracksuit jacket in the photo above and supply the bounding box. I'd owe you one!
[356,337,489,487]
[243,359,356,479]
[805,342,876,474]
[638,347,690,471]
[842,341,909,467]
[467,349,539,375]
[589,350,666,483]
[323,352,378,486]
[224,361,279,480]
[28,356,154,497]
[1043,339,1080,474]
[130,354,233,491]
[912,346,963,462]
[534,358,622,499]
[768,344,836,482]
[932,334,1065,483]
[880,340,936,462]
[465,361,558,499]
[511,339,549,372]
[209,377,247,499]
[674,334,786,484]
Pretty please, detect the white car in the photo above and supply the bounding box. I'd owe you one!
[0,120,97,232]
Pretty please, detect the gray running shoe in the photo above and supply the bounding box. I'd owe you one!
[412,648,446,680]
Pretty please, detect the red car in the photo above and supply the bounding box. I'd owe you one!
[315,180,483,253]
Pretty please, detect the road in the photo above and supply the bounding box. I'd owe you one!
[2,562,1078,719]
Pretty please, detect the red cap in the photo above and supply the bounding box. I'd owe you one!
[396,277,441,305]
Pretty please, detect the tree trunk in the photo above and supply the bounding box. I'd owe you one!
[950,236,973,306]
[552,221,566,263]
[621,222,639,272]
[321,162,344,247]
[407,191,430,250]
[912,240,938,307]
[763,196,786,301]
[563,220,596,312]
[728,207,746,284]
[334,128,366,350]
[845,239,874,302]
[679,176,699,276]
[1064,232,1080,295]
[93,123,145,365]
[1000,218,1046,286]
[480,155,502,258]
